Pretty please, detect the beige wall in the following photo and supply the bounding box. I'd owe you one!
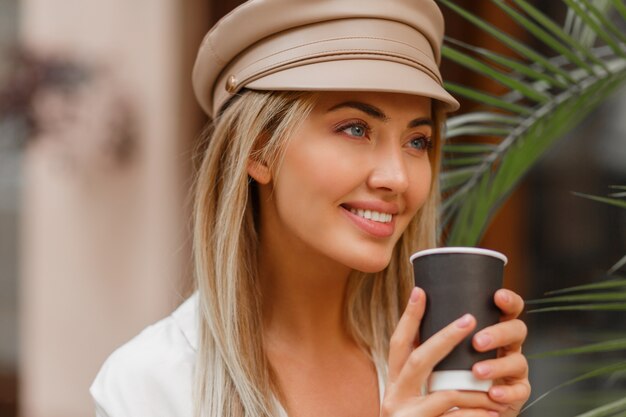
[18,1,204,416]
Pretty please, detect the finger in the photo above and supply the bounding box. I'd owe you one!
[494,289,524,321]
[473,319,527,353]
[388,287,426,381]
[418,390,506,416]
[473,353,528,381]
[489,382,532,405]
[444,409,502,417]
[393,314,476,396]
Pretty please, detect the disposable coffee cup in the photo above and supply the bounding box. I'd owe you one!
[410,247,507,392]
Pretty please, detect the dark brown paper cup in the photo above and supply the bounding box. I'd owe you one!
[410,247,507,392]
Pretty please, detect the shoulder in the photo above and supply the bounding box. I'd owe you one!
[90,293,199,417]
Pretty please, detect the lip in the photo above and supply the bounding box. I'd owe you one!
[341,200,400,215]
[340,204,397,238]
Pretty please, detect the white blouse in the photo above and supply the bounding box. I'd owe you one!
[90,293,386,417]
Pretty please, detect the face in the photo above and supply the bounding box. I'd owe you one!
[252,91,434,273]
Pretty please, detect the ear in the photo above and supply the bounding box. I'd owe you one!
[247,158,272,184]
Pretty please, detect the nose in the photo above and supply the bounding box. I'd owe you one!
[367,144,410,193]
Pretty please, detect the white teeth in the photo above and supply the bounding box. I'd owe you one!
[349,208,393,223]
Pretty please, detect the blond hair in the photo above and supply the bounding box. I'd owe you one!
[192,90,444,417]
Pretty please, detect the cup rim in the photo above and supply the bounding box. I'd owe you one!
[409,247,508,265]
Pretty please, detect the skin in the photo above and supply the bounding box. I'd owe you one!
[247,91,530,417]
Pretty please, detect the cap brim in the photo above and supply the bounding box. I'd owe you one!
[246,59,459,112]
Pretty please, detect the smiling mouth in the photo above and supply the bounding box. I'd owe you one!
[348,208,393,223]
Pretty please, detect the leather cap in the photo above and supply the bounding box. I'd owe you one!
[193,0,460,119]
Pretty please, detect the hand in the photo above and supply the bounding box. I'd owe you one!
[381,287,508,417]
[470,289,531,417]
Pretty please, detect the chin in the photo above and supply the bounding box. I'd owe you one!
[347,252,393,274]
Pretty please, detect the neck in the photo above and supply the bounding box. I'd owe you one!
[258,233,354,354]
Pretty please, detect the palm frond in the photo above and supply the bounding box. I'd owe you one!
[573,191,626,209]
[564,0,614,48]
[572,397,626,417]
[608,254,626,275]
[529,338,626,359]
[544,277,626,295]
[511,0,610,70]
[520,362,626,412]
[572,188,626,274]
[526,188,626,413]
[527,303,626,313]
[526,268,626,315]
[525,292,626,305]
[438,0,626,245]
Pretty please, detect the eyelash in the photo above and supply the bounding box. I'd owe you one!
[335,120,371,138]
[409,136,434,152]
[334,121,433,152]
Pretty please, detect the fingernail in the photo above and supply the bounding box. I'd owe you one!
[474,363,491,377]
[499,289,511,303]
[491,387,505,399]
[488,411,500,417]
[409,287,421,304]
[456,314,473,328]
[475,333,492,348]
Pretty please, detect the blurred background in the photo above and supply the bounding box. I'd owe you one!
[0,0,624,416]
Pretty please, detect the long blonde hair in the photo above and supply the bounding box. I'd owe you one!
[192,90,444,417]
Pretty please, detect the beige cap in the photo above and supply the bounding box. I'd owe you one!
[192,0,460,119]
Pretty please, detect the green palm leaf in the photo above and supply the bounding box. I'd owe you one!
[525,292,626,304]
[511,0,610,71]
[520,362,626,412]
[615,0,626,21]
[571,189,626,274]
[526,187,626,414]
[608,255,626,275]
[529,338,626,359]
[573,397,626,417]
[573,192,626,209]
[444,36,567,88]
[544,277,626,295]
[434,2,626,414]
[438,1,626,246]
[493,0,597,74]
[527,303,626,313]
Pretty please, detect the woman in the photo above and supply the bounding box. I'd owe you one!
[91,0,531,416]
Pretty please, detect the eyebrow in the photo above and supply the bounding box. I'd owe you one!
[327,101,433,129]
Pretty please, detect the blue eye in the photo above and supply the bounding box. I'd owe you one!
[409,136,432,151]
[340,122,368,138]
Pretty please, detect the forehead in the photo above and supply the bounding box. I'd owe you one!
[313,91,432,118]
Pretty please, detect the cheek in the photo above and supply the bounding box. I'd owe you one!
[271,144,338,232]
[279,139,356,203]
[406,160,433,215]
